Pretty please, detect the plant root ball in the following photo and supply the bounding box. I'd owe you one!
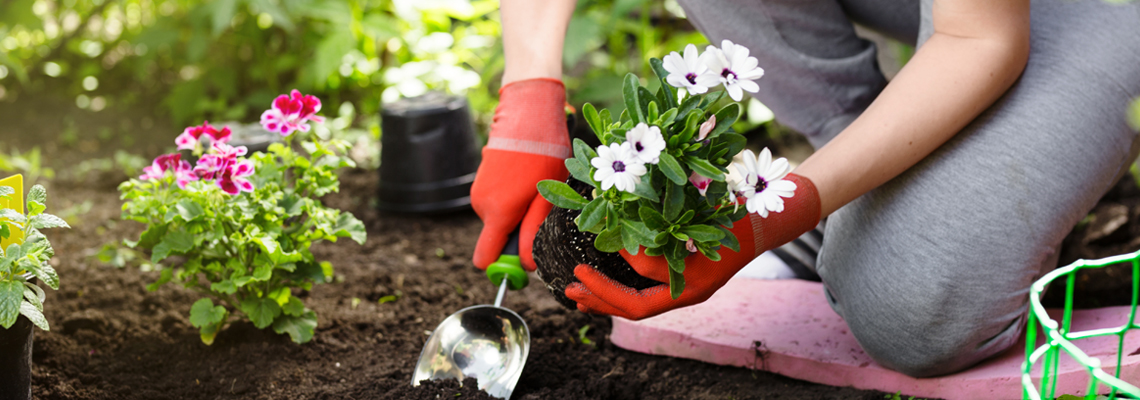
[532,180,661,310]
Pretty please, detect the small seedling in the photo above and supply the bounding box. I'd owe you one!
[577,325,595,348]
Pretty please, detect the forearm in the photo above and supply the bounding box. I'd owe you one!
[500,0,577,85]
[795,30,1029,216]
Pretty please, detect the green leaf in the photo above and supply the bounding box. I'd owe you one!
[621,220,656,248]
[30,263,58,290]
[657,153,687,185]
[278,194,305,217]
[681,225,726,242]
[0,281,22,329]
[333,213,367,245]
[668,266,685,300]
[189,298,227,328]
[282,296,305,317]
[0,224,8,239]
[146,268,173,291]
[717,226,741,253]
[676,210,696,225]
[573,138,598,165]
[175,199,204,222]
[663,181,684,221]
[566,159,593,186]
[0,186,14,198]
[22,282,43,311]
[631,174,660,202]
[537,180,589,210]
[623,74,645,124]
[582,103,604,137]
[240,297,282,329]
[253,233,280,257]
[674,95,702,124]
[272,310,317,344]
[26,201,45,216]
[19,301,47,331]
[30,214,69,230]
[152,230,194,262]
[708,103,741,138]
[685,156,725,181]
[639,206,670,231]
[27,185,45,204]
[620,221,641,255]
[0,208,25,224]
[594,228,624,253]
[576,197,607,233]
[210,279,237,295]
[649,57,678,109]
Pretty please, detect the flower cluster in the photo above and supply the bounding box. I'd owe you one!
[538,41,789,299]
[140,126,255,195]
[591,123,664,192]
[662,40,765,101]
[260,89,326,136]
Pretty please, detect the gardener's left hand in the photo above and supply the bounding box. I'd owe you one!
[564,173,821,320]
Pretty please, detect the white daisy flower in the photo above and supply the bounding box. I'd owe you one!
[592,142,647,193]
[733,148,796,217]
[663,44,720,95]
[704,40,765,101]
[625,123,666,164]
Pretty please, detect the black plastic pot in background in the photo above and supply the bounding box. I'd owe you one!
[377,92,481,213]
[0,315,33,400]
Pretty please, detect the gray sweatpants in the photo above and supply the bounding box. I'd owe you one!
[678,0,1140,377]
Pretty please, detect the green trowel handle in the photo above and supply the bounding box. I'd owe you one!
[486,231,528,291]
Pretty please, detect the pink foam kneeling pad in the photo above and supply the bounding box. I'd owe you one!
[610,279,1140,400]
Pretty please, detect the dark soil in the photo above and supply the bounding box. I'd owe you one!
[1044,172,1140,309]
[533,180,660,310]
[23,162,891,399]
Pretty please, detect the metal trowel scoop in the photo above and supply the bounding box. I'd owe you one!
[412,233,530,399]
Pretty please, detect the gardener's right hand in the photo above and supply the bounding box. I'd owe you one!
[471,78,571,272]
[565,174,822,320]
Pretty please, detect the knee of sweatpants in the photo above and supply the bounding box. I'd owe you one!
[840,294,1021,378]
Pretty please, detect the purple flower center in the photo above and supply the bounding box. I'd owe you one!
[721,68,737,81]
[685,73,698,84]
[634,141,644,152]
[754,176,768,193]
[612,161,626,173]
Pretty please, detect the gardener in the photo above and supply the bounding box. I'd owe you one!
[470,0,1140,377]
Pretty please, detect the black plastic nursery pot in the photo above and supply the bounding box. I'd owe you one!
[0,314,33,400]
[377,92,481,214]
[532,179,661,310]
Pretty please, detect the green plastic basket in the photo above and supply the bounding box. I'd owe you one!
[1023,250,1140,400]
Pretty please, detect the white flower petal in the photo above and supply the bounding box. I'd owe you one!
[757,148,772,174]
[726,84,744,101]
[738,79,760,94]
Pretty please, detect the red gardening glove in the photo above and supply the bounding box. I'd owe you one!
[565,173,821,320]
[471,78,571,271]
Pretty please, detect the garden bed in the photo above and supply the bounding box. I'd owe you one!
[27,168,889,399]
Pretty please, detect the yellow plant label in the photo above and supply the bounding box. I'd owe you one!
[0,174,24,248]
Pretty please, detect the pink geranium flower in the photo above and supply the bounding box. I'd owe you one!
[260,89,325,136]
[139,153,197,188]
[211,142,248,159]
[176,121,232,151]
[215,160,255,195]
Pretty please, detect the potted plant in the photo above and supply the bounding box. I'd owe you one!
[533,41,775,308]
[0,179,69,400]
[118,90,367,344]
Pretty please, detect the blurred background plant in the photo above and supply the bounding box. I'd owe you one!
[0,0,800,160]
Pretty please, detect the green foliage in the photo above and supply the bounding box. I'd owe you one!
[0,184,69,331]
[118,126,367,344]
[539,64,750,299]
[0,146,54,186]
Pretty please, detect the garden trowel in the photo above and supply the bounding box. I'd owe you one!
[412,232,531,399]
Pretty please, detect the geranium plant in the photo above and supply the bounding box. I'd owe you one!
[118,90,366,344]
[538,41,793,298]
[0,184,68,331]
